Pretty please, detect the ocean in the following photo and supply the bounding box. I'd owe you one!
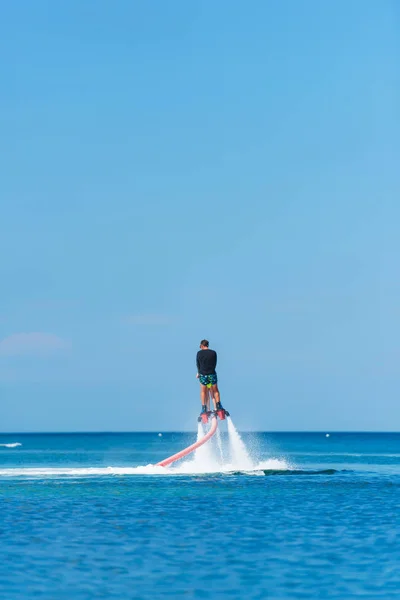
[1,423,399,599]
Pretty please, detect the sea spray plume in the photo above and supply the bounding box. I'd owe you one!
[227,417,253,469]
[215,427,224,464]
[193,422,216,469]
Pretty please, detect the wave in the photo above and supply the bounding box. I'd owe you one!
[0,458,290,479]
[0,443,22,448]
[285,452,400,458]
[262,468,348,476]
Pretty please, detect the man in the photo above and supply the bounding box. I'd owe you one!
[196,339,223,415]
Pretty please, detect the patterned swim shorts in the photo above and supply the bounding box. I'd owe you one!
[199,373,218,388]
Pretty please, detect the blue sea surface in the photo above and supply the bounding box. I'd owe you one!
[1,429,399,599]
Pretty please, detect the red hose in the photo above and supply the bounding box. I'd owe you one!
[156,415,218,467]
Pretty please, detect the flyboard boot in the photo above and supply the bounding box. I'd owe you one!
[214,402,230,420]
[198,405,213,424]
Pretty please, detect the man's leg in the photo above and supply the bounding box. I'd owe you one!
[211,384,222,409]
[206,386,213,411]
[200,384,208,412]
[207,385,214,410]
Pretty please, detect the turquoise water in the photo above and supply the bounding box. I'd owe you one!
[1,428,399,599]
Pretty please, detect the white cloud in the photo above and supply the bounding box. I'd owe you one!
[0,333,70,357]
[124,314,175,326]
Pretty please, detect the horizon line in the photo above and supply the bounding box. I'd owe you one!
[1,430,399,435]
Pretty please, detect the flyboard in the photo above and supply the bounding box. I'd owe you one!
[156,407,229,468]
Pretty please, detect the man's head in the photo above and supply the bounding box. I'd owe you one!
[199,339,209,349]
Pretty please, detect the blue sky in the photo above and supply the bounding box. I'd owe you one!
[1,1,399,432]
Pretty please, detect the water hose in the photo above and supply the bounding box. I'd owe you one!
[156,415,218,467]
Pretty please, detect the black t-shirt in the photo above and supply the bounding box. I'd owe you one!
[196,349,217,375]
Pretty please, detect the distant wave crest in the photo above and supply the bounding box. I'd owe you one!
[0,443,22,448]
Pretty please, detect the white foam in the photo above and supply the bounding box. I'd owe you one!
[0,458,290,478]
[0,465,166,477]
[256,458,292,471]
[0,443,22,448]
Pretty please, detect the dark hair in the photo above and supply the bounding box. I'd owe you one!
[200,339,209,347]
